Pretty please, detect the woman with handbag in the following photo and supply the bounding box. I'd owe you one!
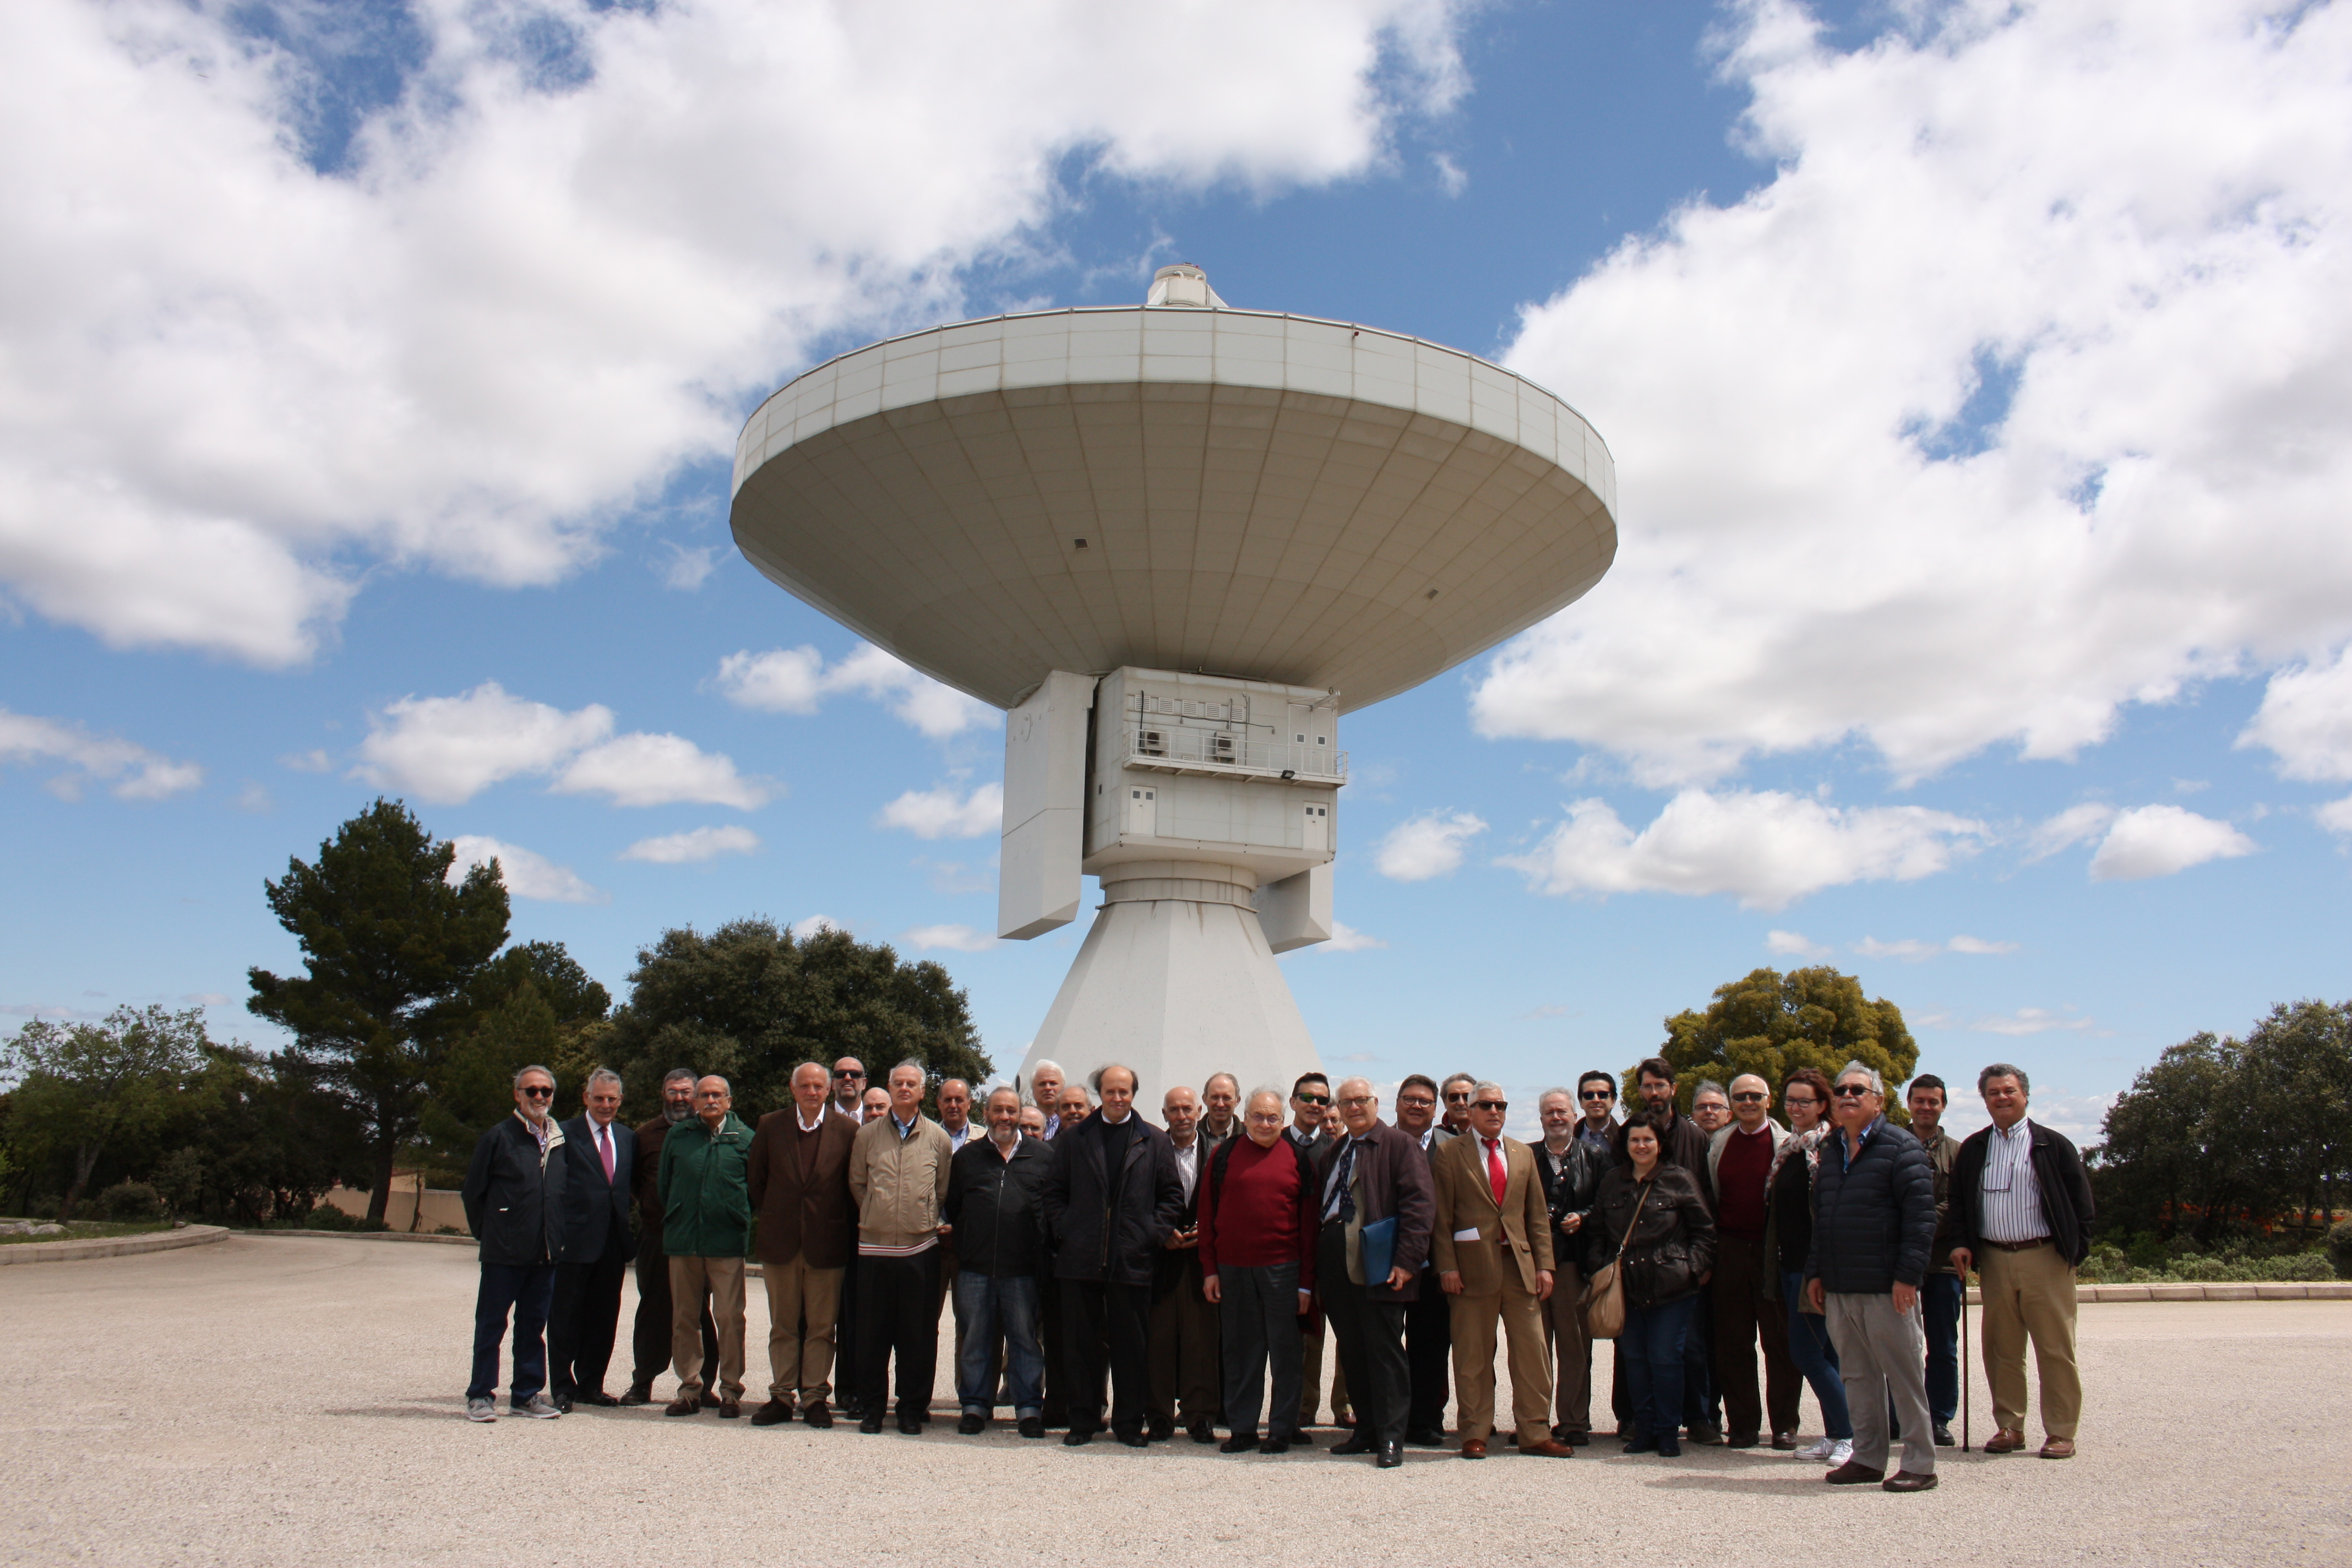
[1767,1067,1854,1468]
[1583,1112,1716,1456]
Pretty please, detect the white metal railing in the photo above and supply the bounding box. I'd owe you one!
[1125,725,1347,780]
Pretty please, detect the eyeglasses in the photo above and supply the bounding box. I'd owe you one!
[1832,1084,1872,1098]
[1472,1098,1507,1111]
[1444,1092,1471,1103]
[833,1068,864,1079]
[1398,1094,1434,1107]
[1295,1093,1331,1107]
[1732,1092,1767,1103]
[520,1085,554,1099]
[1337,1095,1374,1109]
[1579,1089,1614,1101]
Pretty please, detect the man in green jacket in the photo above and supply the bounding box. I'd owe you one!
[658,1075,756,1417]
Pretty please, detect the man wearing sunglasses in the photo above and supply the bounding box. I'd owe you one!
[460,1065,569,1422]
[1804,1063,1938,1491]
[1706,1074,1799,1450]
[830,1058,868,1120]
[1287,1072,1337,1436]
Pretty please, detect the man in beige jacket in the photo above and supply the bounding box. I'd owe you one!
[846,1060,955,1434]
[1431,1082,1570,1458]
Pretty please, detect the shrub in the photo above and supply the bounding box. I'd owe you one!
[2329,1219,2352,1281]
[297,1204,387,1232]
[95,1182,165,1222]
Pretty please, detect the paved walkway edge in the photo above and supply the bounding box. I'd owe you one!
[0,1225,230,1265]
[241,1228,478,1245]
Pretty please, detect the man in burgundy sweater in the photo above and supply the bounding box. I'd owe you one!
[1707,1072,1800,1447]
[1199,1088,1319,1454]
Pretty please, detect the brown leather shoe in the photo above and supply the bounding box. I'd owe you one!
[1824,1460,1887,1484]
[663,1395,699,1417]
[1984,1427,2027,1453]
[717,1397,742,1418]
[1515,1436,1574,1458]
[1459,1437,1489,1460]
[2039,1436,2076,1459]
[1882,1471,1938,1492]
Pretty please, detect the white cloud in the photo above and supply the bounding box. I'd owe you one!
[0,0,1462,664]
[877,781,1003,839]
[659,543,724,592]
[790,914,846,941]
[2318,796,2352,837]
[446,835,606,905]
[354,682,764,807]
[2238,646,2352,781]
[2026,802,2118,862]
[1476,0,2352,786]
[2087,804,2257,881]
[355,683,613,804]
[1324,921,1389,952]
[902,922,999,954]
[0,707,203,801]
[279,749,333,774]
[1501,789,1986,910]
[1374,809,1488,881]
[1970,1007,2095,1038]
[717,643,994,739]
[553,732,770,809]
[1947,934,2021,956]
[619,825,762,864]
[1766,929,1827,959]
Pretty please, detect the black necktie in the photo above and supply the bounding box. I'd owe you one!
[1330,1139,1359,1223]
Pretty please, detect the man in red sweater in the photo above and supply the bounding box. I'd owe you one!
[1199,1088,1319,1454]
[1707,1072,1800,1448]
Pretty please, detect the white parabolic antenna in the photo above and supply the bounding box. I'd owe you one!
[729,264,1617,1102]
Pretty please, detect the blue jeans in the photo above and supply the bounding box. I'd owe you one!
[1621,1294,1700,1447]
[469,1261,557,1403]
[1921,1272,1962,1426]
[1781,1269,1853,1440]
[954,1272,1043,1417]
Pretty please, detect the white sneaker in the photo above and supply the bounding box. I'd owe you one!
[1795,1436,1836,1461]
[466,1398,497,1423]
[1827,1439,1854,1468]
[514,1393,562,1419]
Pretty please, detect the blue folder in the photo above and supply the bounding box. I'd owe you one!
[1358,1215,1398,1284]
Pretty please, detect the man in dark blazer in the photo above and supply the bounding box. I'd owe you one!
[745,1061,861,1428]
[1146,1083,1219,1444]
[1044,1063,1183,1447]
[622,1069,717,1406]
[547,1068,636,1411]
[1314,1075,1436,1469]
[460,1064,569,1422]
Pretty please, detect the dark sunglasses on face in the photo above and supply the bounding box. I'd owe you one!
[1472,1098,1507,1111]
[1832,1084,1871,1098]
[834,1069,864,1079]
[1580,1090,1614,1101]
[1295,1093,1331,1107]
[520,1086,553,1099]
[1732,1092,1767,1103]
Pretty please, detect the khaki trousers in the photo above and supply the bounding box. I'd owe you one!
[1979,1242,2082,1439]
[760,1254,843,1403]
[1447,1270,1554,1441]
[1543,1259,1593,1435]
[669,1255,747,1400]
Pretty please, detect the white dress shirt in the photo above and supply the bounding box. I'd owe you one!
[1978,1118,2050,1243]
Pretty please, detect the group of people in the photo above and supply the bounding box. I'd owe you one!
[459,1049,2094,1489]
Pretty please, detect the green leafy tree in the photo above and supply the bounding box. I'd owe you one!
[151,1045,369,1226]
[4,1005,210,1219]
[2094,1031,2264,1242]
[1656,965,1917,1116]
[247,799,510,1222]
[601,918,989,1119]
[2236,1000,2352,1233]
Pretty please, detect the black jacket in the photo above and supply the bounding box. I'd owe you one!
[1951,1120,2096,1267]
[945,1134,1053,1278]
[462,1114,567,1267]
[1044,1112,1184,1287]
[553,1114,635,1264]
[1585,1163,1716,1309]
[1807,1120,1936,1293]
[1536,1135,1618,1268]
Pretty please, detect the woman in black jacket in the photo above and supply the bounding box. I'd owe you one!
[1767,1067,1853,1464]
[1586,1112,1716,1456]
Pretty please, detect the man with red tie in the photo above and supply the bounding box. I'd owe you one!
[1430,1082,1570,1458]
[548,1068,639,1411]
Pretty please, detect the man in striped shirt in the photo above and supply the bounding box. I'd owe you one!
[1949,1063,2095,1461]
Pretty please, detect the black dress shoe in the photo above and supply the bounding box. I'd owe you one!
[576,1391,620,1407]
[1725,1431,1761,1449]
[617,1383,652,1407]
[1146,1415,1175,1442]
[750,1399,794,1427]
[1404,1425,1447,1447]
[1329,1434,1375,1456]
[1274,1427,1316,1447]
[897,1413,923,1435]
[1188,1419,1217,1445]
[1116,1428,1150,1449]
[859,1414,885,1434]
[1219,1433,1261,1453]
[1561,1429,1592,1447]
[803,1400,833,1429]
[1376,1440,1404,1468]
[1771,1430,1798,1451]
[1062,1428,1093,1447]
[552,1394,574,1414]
[957,1413,985,1435]
[1017,1416,1045,1439]
[1933,1424,1954,1446]
[1261,1437,1291,1455]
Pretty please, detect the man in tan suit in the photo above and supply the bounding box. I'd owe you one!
[1431,1082,1571,1458]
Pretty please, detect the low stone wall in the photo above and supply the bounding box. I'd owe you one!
[0,1225,229,1266]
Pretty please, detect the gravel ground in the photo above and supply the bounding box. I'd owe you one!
[3,1236,2345,1566]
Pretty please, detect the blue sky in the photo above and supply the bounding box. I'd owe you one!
[6,0,2350,1144]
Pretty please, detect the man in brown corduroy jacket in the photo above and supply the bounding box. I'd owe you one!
[746,1060,861,1428]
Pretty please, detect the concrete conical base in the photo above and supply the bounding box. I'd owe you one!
[1015,888,1324,1107]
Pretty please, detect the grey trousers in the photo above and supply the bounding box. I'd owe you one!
[1218,1263,1303,1440]
[1825,1291,1935,1476]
